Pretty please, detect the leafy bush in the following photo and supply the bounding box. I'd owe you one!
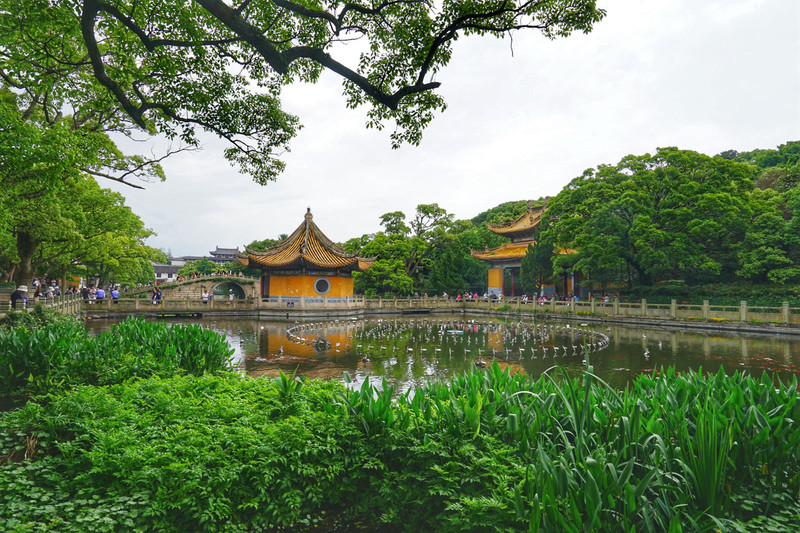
[0,305,80,331]
[0,316,234,406]
[1,366,798,531]
[625,283,800,307]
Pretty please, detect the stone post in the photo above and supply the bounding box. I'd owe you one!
[570,298,575,313]
[641,299,647,317]
[670,299,677,318]
[613,297,619,316]
[702,300,709,319]
[782,301,790,324]
[740,301,747,322]
[550,298,556,312]
[590,298,596,314]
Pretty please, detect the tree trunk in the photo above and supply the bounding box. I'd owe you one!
[14,231,40,284]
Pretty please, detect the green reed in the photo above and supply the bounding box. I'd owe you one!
[1,361,797,531]
[0,315,234,405]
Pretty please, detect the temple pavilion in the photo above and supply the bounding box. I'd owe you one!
[471,201,584,298]
[239,209,374,301]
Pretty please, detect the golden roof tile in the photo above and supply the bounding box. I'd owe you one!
[487,201,546,239]
[470,242,533,261]
[240,209,374,272]
[470,242,576,263]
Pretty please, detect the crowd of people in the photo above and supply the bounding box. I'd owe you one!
[9,277,130,308]
[425,291,611,304]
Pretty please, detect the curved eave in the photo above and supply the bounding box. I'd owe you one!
[471,243,577,264]
[246,255,376,273]
[470,242,533,262]
[487,205,545,237]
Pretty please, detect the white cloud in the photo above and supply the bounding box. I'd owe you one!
[704,0,769,24]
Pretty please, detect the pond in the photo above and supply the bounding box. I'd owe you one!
[85,314,800,393]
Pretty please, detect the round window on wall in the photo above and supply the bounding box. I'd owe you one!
[314,277,331,295]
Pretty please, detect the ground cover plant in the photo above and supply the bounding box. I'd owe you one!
[1,361,798,532]
[0,312,234,408]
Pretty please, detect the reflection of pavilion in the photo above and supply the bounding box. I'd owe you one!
[239,208,374,302]
[471,201,583,298]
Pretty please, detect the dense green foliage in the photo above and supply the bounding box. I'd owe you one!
[1,362,798,532]
[471,200,531,226]
[176,257,218,278]
[0,314,234,407]
[624,283,800,307]
[346,143,799,300]
[0,90,163,287]
[1,0,605,184]
[722,141,800,191]
[348,203,518,296]
[530,146,800,295]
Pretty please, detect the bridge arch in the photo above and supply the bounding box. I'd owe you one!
[212,280,247,300]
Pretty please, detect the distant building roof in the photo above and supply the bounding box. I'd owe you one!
[153,264,182,274]
[209,247,240,257]
[171,255,204,264]
[240,209,374,273]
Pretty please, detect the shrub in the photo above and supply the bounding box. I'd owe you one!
[1,366,797,531]
[0,316,234,406]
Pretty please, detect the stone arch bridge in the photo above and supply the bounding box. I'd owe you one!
[127,275,260,301]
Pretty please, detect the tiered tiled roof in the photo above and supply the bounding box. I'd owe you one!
[239,209,375,273]
[486,201,546,242]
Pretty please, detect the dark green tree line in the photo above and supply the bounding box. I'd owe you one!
[535,146,800,292]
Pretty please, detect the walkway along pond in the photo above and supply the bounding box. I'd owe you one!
[11,292,797,328]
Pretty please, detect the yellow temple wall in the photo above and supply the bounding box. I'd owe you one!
[267,275,354,297]
[488,268,503,288]
[487,268,503,296]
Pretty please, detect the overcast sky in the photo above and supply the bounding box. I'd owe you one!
[107,0,800,258]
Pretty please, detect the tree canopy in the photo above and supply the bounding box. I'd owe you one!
[538,146,800,291]
[0,88,160,284]
[1,0,606,184]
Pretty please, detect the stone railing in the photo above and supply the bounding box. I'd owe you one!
[365,296,798,325]
[80,294,366,313]
[0,292,83,316]
[3,291,796,326]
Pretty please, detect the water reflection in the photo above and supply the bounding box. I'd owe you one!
[85,314,800,393]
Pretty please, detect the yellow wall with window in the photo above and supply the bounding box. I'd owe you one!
[266,275,353,297]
